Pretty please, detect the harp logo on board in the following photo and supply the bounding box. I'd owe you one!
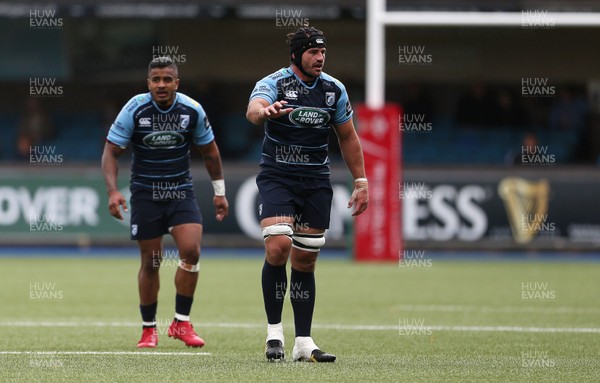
[498,177,554,244]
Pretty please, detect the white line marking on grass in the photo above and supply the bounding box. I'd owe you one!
[407,325,600,334]
[394,304,600,314]
[0,351,210,356]
[315,324,600,333]
[0,321,140,327]
[1,321,599,333]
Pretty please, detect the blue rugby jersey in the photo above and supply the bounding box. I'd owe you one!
[107,92,214,193]
[249,66,353,178]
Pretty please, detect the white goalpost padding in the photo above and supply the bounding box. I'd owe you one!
[366,0,600,108]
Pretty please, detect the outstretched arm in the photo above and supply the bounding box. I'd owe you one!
[196,140,229,222]
[246,98,293,126]
[333,119,369,216]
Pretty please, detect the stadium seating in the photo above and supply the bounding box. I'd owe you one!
[0,111,583,164]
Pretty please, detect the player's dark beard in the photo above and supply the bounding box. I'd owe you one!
[300,63,317,82]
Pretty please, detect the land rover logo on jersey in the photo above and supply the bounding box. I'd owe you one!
[289,107,330,127]
[180,115,190,129]
[143,131,184,148]
[325,92,336,106]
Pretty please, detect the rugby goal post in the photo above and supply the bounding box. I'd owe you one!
[354,0,600,261]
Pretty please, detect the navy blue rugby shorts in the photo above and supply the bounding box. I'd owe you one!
[256,171,333,230]
[129,189,202,240]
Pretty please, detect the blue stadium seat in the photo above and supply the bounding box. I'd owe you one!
[0,114,19,160]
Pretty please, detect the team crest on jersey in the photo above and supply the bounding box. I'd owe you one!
[325,92,336,106]
[180,115,190,129]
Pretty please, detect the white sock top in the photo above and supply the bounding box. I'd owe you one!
[267,322,284,345]
[294,336,318,351]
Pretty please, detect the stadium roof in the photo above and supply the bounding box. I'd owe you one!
[2,1,600,19]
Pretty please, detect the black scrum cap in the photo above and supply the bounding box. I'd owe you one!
[289,27,326,75]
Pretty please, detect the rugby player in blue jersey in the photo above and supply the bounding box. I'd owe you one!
[246,27,369,362]
[102,56,228,348]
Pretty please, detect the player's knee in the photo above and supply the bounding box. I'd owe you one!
[141,249,162,273]
[141,255,161,272]
[177,248,200,272]
[139,247,162,271]
[265,238,291,265]
[263,223,293,264]
[180,249,200,266]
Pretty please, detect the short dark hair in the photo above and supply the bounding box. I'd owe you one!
[148,56,178,75]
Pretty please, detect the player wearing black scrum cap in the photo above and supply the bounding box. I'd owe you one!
[246,27,369,362]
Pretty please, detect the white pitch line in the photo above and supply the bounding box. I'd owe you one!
[0,351,210,356]
[0,321,140,327]
[394,304,600,314]
[0,321,599,333]
[404,325,600,334]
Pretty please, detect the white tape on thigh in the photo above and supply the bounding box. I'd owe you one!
[178,260,200,272]
[262,223,294,241]
[292,233,325,252]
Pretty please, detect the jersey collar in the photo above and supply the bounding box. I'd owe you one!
[151,92,179,113]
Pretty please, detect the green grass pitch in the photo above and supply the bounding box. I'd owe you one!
[1,253,599,382]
